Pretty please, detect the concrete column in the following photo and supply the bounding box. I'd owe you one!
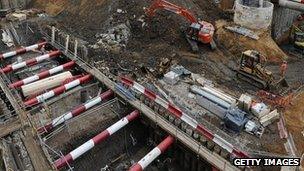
[65,35,70,53]
[74,39,78,57]
[185,153,191,171]
[51,26,55,43]
[259,0,264,7]
[81,46,88,59]
[80,90,88,103]
[190,156,198,171]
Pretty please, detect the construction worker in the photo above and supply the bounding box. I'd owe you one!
[280,60,288,77]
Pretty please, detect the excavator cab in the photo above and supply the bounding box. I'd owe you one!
[188,23,200,40]
[240,50,263,72]
[185,23,201,51]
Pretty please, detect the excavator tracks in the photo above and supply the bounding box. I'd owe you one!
[236,70,268,89]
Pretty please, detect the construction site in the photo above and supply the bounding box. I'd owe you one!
[0,0,303,170]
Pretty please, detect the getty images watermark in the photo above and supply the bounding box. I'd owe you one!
[233,158,301,166]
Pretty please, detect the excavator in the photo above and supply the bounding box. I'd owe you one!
[237,50,288,92]
[145,0,216,52]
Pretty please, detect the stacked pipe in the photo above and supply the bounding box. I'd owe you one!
[37,89,114,134]
[54,110,140,170]
[0,42,46,60]
[24,74,92,106]
[120,76,249,158]
[190,85,232,109]
[129,135,174,171]
[0,51,61,74]
[9,61,76,88]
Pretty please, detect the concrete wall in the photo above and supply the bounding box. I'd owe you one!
[234,0,274,29]
[0,0,31,10]
[272,6,301,40]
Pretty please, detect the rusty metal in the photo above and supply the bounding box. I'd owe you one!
[257,90,293,108]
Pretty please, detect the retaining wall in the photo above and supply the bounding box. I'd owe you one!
[272,6,301,40]
[0,0,31,10]
[234,0,274,29]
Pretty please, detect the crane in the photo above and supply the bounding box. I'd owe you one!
[145,0,216,51]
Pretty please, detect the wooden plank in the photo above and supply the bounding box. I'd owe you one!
[0,119,21,138]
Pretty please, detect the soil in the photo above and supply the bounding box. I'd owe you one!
[216,20,287,63]
[284,92,304,156]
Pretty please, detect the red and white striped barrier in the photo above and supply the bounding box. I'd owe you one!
[24,74,92,106]
[0,42,47,60]
[54,110,140,170]
[9,61,76,88]
[37,89,114,134]
[129,135,174,171]
[120,76,249,158]
[290,0,304,4]
[0,51,61,74]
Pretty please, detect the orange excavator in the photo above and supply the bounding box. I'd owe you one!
[145,0,216,51]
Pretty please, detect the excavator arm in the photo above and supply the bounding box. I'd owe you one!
[145,0,198,23]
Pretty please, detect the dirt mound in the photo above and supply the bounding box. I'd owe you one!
[216,20,287,63]
[30,0,69,16]
[284,91,304,157]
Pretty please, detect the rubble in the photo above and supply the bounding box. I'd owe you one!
[1,29,14,47]
[163,71,180,85]
[225,25,260,40]
[251,102,270,118]
[90,23,131,52]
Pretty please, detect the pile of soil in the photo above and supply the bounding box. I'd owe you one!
[284,92,304,157]
[216,20,287,63]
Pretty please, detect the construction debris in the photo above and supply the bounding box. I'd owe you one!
[91,23,131,52]
[0,0,303,171]
[1,29,14,47]
[225,25,260,40]
[260,109,280,127]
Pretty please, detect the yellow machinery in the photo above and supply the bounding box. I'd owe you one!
[293,25,304,50]
[237,50,288,91]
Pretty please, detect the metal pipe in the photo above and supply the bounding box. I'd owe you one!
[54,110,140,170]
[120,76,249,158]
[0,42,46,60]
[290,0,304,4]
[37,89,114,134]
[190,85,231,109]
[0,51,61,74]
[279,0,304,12]
[202,86,236,105]
[129,135,174,171]
[24,74,92,106]
[9,61,75,88]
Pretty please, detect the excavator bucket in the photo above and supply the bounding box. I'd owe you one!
[270,77,289,93]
